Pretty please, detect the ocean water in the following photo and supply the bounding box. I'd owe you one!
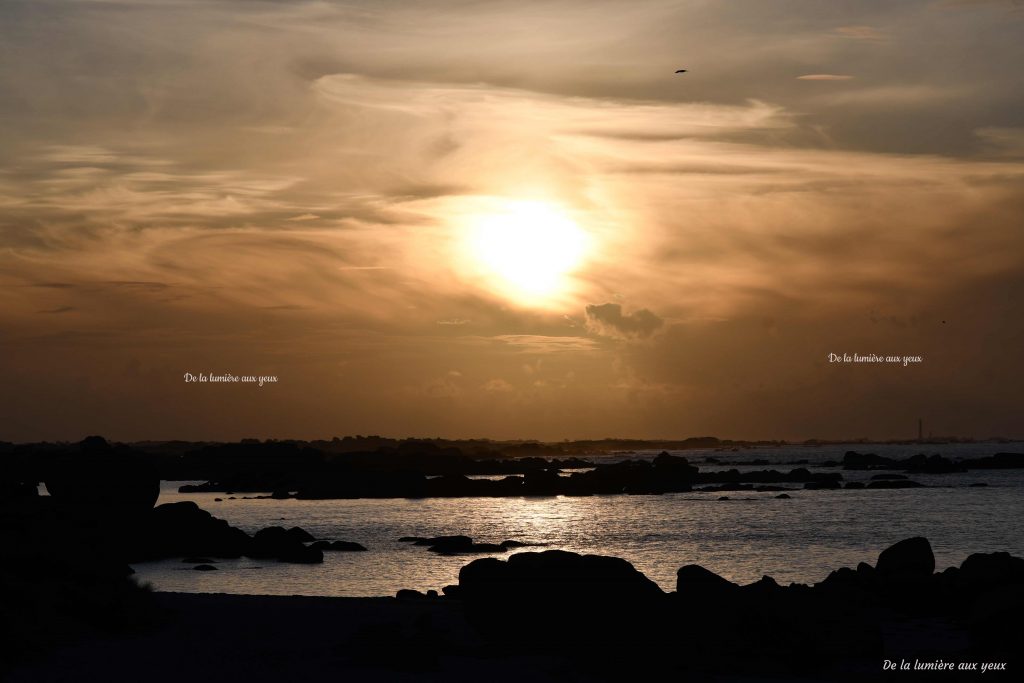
[130,443,1024,597]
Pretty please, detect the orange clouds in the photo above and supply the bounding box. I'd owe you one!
[1,0,1022,441]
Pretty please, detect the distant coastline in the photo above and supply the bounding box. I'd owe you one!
[5,434,1021,458]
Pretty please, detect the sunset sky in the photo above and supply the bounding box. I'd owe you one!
[2,0,1023,442]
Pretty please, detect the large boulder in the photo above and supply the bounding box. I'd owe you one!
[43,437,159,515]
[876,537,934,578]
[676,564,738,599]
[128,501,251,561]
[458,550,664,646]
[249,526,323,563]
[285,526,316,543]
[960,552,1024,588]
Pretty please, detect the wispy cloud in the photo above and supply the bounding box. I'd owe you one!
[833,25,887,40]
[976,127,1024,157]
[489,335,598,353]
[585,303,663,339]
[797,74,855,81]
[1,0,1022,440]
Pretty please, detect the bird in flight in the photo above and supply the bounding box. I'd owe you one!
[675,69,687,73]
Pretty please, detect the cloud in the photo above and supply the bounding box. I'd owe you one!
[814,84,966,107]
[482,378,514,393]
[489,335,598,353]
[312,73,793,145]
[797,74,855,81]
[976,127,1024,157]
[422,377,462,399]
[585,303,663,339]
[1,0,1023,441]
[833,25,887,40]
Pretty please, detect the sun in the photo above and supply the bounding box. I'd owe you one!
[458,200,590,307]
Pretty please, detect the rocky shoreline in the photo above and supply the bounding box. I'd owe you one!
[7,436,1021,501]
[3,438,1021,680]
[4,528,1021,681]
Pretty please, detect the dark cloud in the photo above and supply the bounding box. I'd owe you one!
[585,304,663,339]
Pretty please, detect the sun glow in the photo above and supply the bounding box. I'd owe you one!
[459,200,591,308]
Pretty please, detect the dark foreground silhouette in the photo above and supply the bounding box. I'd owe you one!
[2,439,1021,681]
[4,533,1021,681]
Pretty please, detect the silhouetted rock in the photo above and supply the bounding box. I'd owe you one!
[959,551,1024,587]
[129,501,251,562]
[412,534,471,547]
[967,452,1024,469]
[903,453,965,474]
[522,468,562,495]
[499,540,546,549]
[285,526,315,543]
[332,541,368,552]
[741,575,781,598]
[310,540,367,552]
[458,550,664,646]
[676,564,738,598]
[428,537,505,554]
[0,492,160,669]
[399,534,543,554]
[876,537,934,578]
[842,451,894,470]
[193,564,217,571]
[44,437,159,515]
[867,479,924,489]
[250,526,323,564]
[396,589,427,600]
[840,450,1019,475]
[775,493,792,499]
